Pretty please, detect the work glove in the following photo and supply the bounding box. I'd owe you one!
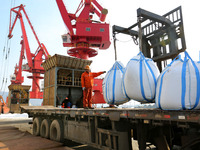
[82,87,86,90]
[103,71,106,73]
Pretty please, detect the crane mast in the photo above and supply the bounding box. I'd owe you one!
[8,4,50,99]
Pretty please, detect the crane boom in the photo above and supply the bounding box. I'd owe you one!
[56,0,74,35]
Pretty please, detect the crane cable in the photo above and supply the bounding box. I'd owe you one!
[0,39,11,95]
[0,38,9,93]
[0,7,10,91]
[0,0,15,95]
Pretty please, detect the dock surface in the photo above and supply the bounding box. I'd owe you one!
[0,126,73,150]
[0,118,100,150]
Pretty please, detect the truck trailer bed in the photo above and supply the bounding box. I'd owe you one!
[21,106,200,124]
[20,106,200,150]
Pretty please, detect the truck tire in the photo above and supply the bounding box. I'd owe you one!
[40,119,50,138]
[50,119,64,142]
[33,117,41,136]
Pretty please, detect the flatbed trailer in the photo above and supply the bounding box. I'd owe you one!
[21,106,200,150]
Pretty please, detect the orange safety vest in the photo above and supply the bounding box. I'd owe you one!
[62,103,65,108]
[81,71,104,88]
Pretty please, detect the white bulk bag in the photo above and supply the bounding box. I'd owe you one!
[123,52,160,103]
[155,51,200,110]
[103,61,129,105]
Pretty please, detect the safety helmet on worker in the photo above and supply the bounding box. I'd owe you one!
[85,65,90,70]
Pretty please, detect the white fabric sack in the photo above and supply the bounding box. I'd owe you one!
[123,52,160,103]
[155,51,200,110]
[103,61,129,105]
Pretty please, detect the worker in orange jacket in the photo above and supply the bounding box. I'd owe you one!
[81,65,106,109]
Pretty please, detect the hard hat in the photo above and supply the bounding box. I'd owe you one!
[85,65,90,70]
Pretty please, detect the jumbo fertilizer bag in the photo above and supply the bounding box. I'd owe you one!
[123,52,160,103]
[103,61,129,105]
[155,51,200,110]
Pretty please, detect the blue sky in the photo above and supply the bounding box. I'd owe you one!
[1,0,200,92]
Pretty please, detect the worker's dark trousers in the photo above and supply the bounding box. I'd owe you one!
[83,88,92,108]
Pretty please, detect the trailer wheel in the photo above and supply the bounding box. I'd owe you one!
[50,119,64,142]
[33,117,41,136]
[40,119,50,138]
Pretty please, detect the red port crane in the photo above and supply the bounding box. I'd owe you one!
[56,0,111,103]
[56,0,111,59]
[8,4,50,99]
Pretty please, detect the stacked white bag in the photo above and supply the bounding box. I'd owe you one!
[123,52,160,103]
[155,51,200,110]
[103,61,129,105]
